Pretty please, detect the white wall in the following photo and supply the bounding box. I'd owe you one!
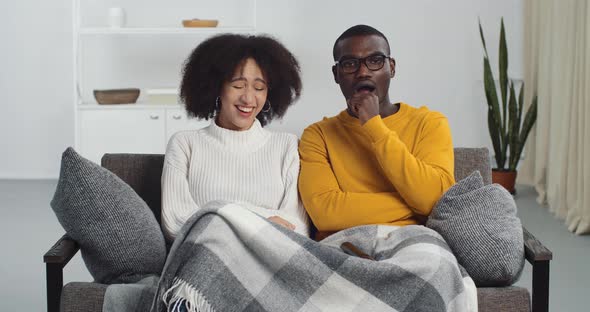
[0,0,524,179]
[261,0,525,142]
[0,1,74,179]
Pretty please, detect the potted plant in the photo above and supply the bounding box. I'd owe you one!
[479,18,537,194]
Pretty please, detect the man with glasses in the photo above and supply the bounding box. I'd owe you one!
[299,25,455,240]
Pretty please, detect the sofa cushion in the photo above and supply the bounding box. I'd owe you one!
[426,171,525,286]
[58,282,531,312]
[477,286,530,312]
[51,147,167,284]
[60,282,107,312]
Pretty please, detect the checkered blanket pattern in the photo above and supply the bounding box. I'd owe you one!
[151,201,477,312]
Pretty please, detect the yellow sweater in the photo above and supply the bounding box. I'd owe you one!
[298,103,455,234]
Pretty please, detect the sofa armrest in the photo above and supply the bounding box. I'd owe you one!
[522,226,552,312]
[44,235,80,312]
[44,234,79,264]
[523,227,552,262]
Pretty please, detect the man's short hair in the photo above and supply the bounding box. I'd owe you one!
[333,25,390,60]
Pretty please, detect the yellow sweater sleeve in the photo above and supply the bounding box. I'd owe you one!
[298,125,414,232]
[362,114,455,216]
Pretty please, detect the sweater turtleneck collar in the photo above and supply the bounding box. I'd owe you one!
[204,119,269,152]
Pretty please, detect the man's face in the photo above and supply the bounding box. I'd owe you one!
[332,35,395,110]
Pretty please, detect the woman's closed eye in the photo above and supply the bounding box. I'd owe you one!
[232,82,247,89]
[254,82,267,91]
[231,82,266,91]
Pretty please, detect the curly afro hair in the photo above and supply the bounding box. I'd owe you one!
[180,34,302,126]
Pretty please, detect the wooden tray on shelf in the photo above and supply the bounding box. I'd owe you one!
[93,88,140,105]
[182,19,218,28]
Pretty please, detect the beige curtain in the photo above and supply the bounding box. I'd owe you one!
[519,0,590,234]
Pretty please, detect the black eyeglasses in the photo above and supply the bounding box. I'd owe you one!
[335,54,392,74]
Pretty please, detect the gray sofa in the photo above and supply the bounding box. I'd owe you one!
[44,148,552,312]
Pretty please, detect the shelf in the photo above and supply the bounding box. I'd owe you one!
[79,27,256,35]
[78,103,184,110]
[73,0,256,160]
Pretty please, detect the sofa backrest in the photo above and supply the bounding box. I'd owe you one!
[101,147,492,223]
[453,147,492,185]
[101,153,165,223]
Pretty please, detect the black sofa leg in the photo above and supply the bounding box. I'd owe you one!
[46,263,63,312]
[531,260,550,312]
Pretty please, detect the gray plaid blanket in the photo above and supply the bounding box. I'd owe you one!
[150,201,477,312]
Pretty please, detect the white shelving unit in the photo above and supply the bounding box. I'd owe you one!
[72,0,257,163]
[78,26,255,35]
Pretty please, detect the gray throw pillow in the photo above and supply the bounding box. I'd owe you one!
[51,147,167,284]
[426,171,524,286]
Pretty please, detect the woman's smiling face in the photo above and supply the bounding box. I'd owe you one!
[216,58,269,131]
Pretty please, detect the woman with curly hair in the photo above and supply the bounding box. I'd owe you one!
[161,34,309,242]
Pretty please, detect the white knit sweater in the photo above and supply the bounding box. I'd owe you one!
[161,119,309,241]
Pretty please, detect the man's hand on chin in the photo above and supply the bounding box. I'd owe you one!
[347,92,380,125]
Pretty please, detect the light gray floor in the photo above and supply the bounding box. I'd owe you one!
[0,179,92,311]
[1,180,588,311]
[512,185,590,312]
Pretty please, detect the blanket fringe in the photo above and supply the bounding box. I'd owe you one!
[163,277,216,312]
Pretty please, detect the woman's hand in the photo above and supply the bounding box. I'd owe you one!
[267,216,296,230]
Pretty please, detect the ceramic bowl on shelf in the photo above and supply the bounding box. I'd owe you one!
[93,88,140,105]
[182,19,219,28]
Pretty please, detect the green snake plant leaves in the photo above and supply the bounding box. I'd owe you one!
[479,18,537,171]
